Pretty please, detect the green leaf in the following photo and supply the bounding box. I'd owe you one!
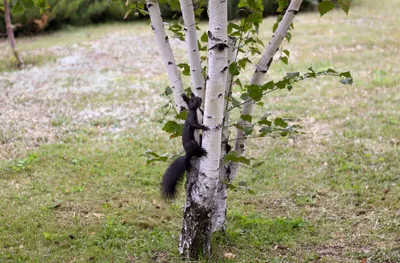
[164,86,173,96]
[228,62,240,76]
[275,80,288,89]
[224,152,251,165]
[177,63,190,76]
[338,0,351,14]
[272,22,278,33]
[238,58,251,69]
[140,150,169,164]
[274,118,288,128]
[258,119,272,126]
[339,71,352,78]
[283,49,290,57]
[21,0,35,9]
[318,1,335,17]
[200,31,208,42]
[259,126,273,136]
[256,102,264,107]
[12,1,24,13]
[285,32,292,42]
[124,9,133,19]
[162,121,183,138]
[262,81,275,90]
[277,0,289,12]
[240,114,252,123]
[175,111,187,121]
[246,85,263,101]
[280,56,288,65]
[35,0,48,9]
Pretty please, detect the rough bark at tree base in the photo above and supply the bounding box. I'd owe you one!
[179,192,214,260]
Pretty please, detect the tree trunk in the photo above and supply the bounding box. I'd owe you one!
[212,36,236,233]
[179,0,205,99]
[146,0,186,112]
[229,0,304,185]
[212,0,305,232]
[179,0,228,259]
[3,0,24,69]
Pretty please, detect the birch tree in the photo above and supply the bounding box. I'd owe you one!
[141,0,352,259]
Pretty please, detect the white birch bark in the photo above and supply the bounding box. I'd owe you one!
[146,0,187,111]
[179,0,205,146]
[179,0,205,98]
[212,36,236,232]
[229,0,304,179]
[179,0,228,258]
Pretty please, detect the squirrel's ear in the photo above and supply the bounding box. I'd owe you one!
[182,93,190,104]
[190,92,195,98]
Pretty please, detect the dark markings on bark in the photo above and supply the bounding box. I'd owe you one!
[259,67,268,73]
[267,57,273,68]
[206,75,210,81]
[168,61,173,65]
[196,87,202,90]
[192,49,196,52]
[221,66,228,73]
[218,93,223,98]
[207,115,212,118]
[165,36,169,42]
[207,30,223,42]
[225,143,232,153]
[288,9,298,14]
[151,25,155,31]
[147,3,153,8]
[240,144,244,149]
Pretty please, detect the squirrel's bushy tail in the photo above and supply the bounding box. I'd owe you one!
[161,155,190,199]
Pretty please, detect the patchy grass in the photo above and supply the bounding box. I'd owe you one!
[0,53,57,72]
[1,0,400,262]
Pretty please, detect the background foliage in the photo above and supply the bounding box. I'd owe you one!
[0,0,322,35]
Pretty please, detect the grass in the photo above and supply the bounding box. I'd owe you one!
[1,0,400,262]
[0,53,57,73]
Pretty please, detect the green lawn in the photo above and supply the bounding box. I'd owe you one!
[0,0,399,262]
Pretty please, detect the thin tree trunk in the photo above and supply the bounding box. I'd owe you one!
[228,0,304,181]
[212,36,236,233]
[179,0,205,99]
[3,0,24,68]
[146,0,186,112]
[179,0,228,259]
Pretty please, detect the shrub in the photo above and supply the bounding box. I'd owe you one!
[0,0,322,35]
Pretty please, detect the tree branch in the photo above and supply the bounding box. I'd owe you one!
[146,0,186,112]
[179,0,205,99]
[229,0,304,179]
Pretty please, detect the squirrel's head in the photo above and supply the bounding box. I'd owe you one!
[182,93,202,110]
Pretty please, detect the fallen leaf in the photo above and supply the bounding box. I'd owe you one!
[92,213,104,219]
[224,252,235,259]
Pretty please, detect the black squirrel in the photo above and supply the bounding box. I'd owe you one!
[161,93,208,199]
